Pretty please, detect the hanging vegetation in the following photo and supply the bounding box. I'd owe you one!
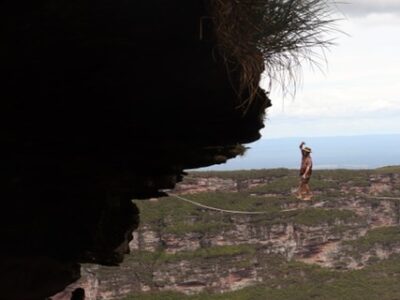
[209,0,340,106]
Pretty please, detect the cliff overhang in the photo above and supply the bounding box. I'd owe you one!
[1,1,269,299]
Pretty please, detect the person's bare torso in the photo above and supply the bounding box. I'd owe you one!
[300,156,313,177]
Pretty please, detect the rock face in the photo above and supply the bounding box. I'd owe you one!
[77,169,400,299]
[1,1,270,299]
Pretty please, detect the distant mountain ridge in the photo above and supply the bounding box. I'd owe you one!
[200,134,400,171]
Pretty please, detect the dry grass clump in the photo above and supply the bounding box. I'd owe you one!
[209,0,340,107]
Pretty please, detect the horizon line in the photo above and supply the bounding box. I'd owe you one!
[259,133,400,141]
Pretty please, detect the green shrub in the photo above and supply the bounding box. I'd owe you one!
[343,226,400,254]
[164,222,230,235]
[309,178,339,191]
[285,208,357,226]
[248,176,299,194]
[123,255,400,300]
[189,168,293,180]
[127,245,256,266]
[374,166,400,175]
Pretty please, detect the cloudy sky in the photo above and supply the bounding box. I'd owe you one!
[260,0,400,139]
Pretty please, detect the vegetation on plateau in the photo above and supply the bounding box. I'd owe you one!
[123,254,400,300]
[125,167,400,300]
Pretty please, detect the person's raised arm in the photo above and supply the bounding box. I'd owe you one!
[299,141,305,151]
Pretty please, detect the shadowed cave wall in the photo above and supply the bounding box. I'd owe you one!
[0,1,269,299]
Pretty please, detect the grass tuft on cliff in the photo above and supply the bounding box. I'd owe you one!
[210,0,340,106]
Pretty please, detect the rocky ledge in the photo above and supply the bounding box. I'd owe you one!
[76,168,400,299]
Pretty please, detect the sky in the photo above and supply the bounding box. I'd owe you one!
[260,0,400,139]
[199,1,400,170]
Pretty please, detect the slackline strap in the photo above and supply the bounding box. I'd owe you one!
[168,193,299,214]
[168,194,400,215]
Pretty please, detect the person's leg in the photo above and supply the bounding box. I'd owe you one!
[303,178,313,200]
[295,177,304,199]
[298,178,308,199]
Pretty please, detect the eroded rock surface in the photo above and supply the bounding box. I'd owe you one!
[77,170,400,299]
[1,1,269,299]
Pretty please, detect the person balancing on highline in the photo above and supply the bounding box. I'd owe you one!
[296,141,313,200]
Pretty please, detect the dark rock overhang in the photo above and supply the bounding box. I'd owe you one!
[0,0,338,297]
[0,1,269,299]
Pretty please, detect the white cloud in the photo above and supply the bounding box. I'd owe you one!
[338,0,400,16]
[260,13,400,139]
[261,114,400,138]
[357,13,400,26]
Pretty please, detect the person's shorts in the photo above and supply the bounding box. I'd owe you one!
[300,176,310,184]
